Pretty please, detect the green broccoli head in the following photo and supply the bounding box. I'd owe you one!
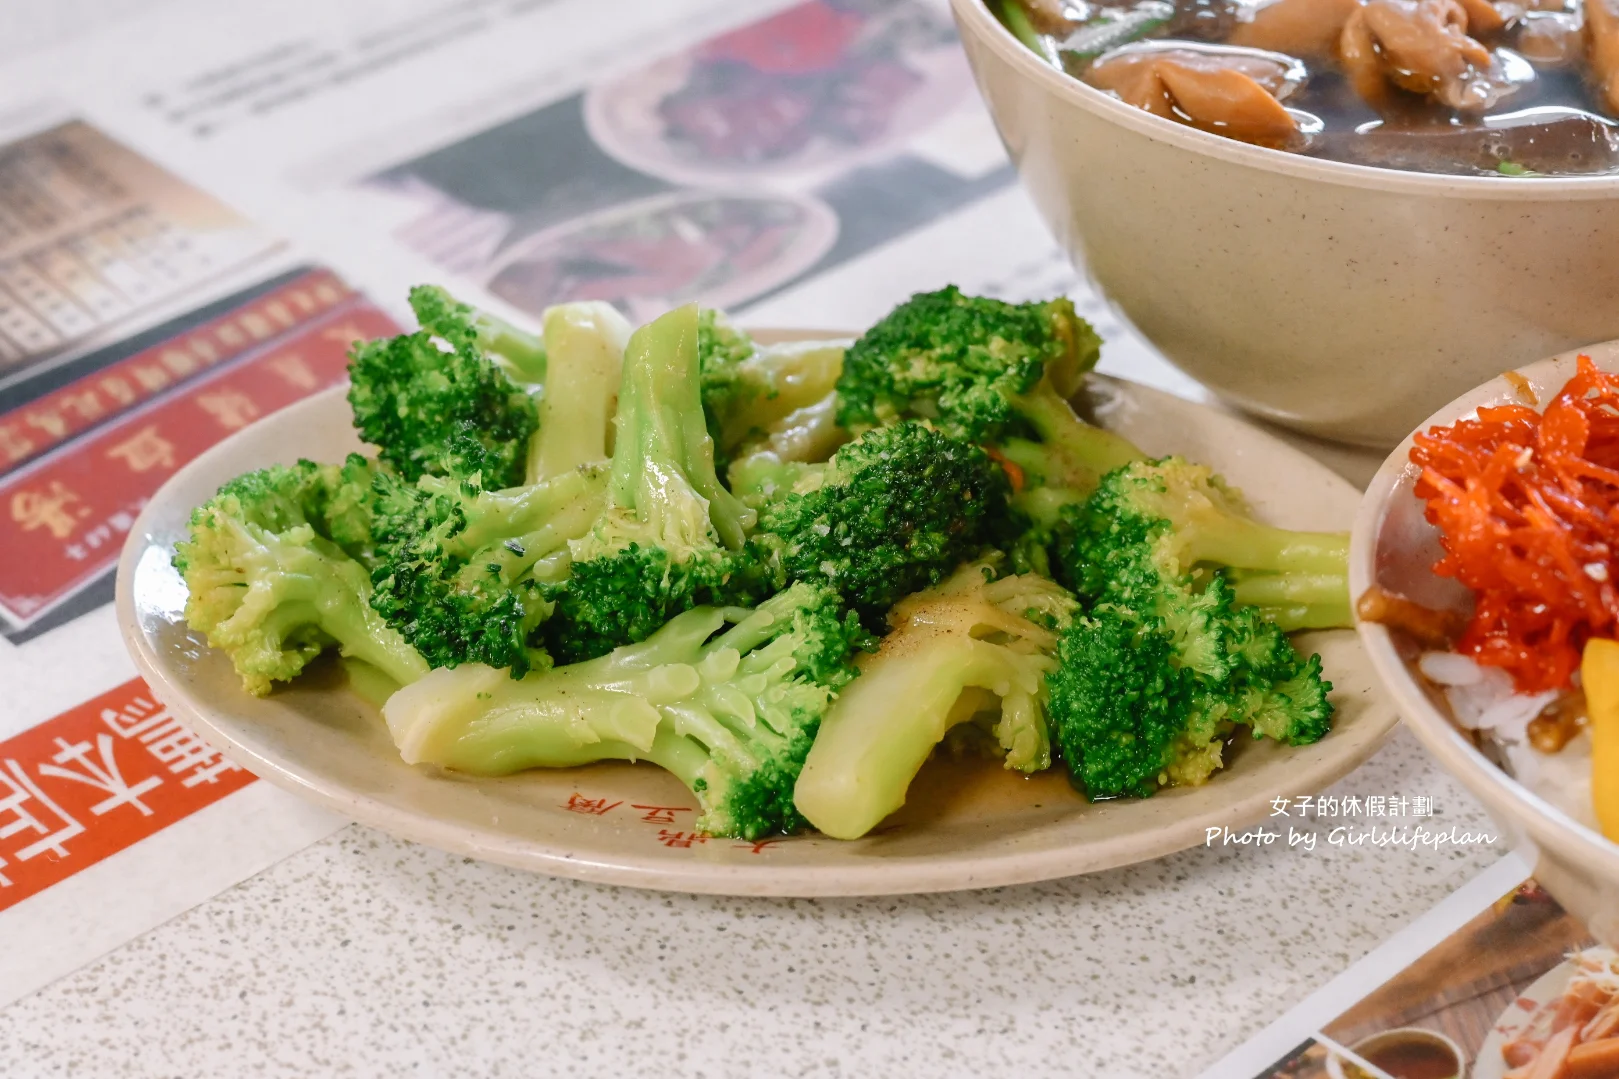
[834,287,1140,499]
[384,581,873,839]
[1045,457,1340,800]
[412,284,547,383]
[542,303,761,664]
[748,421,1011,623]
[347,286,539,488]
[1047,580,1334,800]
[541,542,759,667]
[836,286,1090,440]
[173,457,428,696]
[1062,456,1352,630]
[367,465,607,678]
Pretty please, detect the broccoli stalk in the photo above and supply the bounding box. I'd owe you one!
[793,559,1077,840]
[528,302,629,483]
[604,303,753,548]
[174,457,428,696]
[385,583,872,839]
[544,304,759,663]
[698,310,848,473]
[746,421,1011,624]
[1046,456,1341,800]
[835,286,1143,495]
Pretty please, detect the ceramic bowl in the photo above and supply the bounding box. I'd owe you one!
[950,0,1619,448]
[1351,340,1619,941]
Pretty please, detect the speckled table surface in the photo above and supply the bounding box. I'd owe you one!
[0,726,1502,1078]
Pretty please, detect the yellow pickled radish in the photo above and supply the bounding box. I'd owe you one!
[1579,638,1619,842]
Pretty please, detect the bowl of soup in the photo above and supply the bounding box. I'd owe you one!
[952,0,1619,447]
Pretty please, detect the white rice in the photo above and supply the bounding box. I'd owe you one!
[1417,651,1599,831]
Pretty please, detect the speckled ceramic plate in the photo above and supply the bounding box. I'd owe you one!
[115,330,1395,896]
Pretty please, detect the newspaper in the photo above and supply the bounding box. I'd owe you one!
[1198,851,1619,1079]
[0,0,1213,1004]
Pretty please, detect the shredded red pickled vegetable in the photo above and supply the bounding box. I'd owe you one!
[1411,355,1619,692]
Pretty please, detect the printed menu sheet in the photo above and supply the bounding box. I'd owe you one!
[1198,853,1619,1079]
[0,110,396,1001]
[0,0,1169,1006]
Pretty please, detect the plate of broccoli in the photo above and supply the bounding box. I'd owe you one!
[114,285,1393,895]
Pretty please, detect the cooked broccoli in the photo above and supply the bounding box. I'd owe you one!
[179,279,1357,838]
[528,302,628,483]
[543,303,760,664]
[174,456,428,696]
[348,286,539,488]
[368,464,607,678]
[728,453,816,511]
[411,283,547,384]
[1060,456,1352,630]
[793,559,1077,840]
[699,310,847,473]
[384,582,872,839]
[1046,579,1332,799]
[363,300,633,677]
[747,421,1011,623]
[1045,456,1342,800]
[835,286,1142,494]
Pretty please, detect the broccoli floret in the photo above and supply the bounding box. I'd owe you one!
[835,286,1142,494]
[699,311,847,473]
[543,303,760,664]
[1044,457,1342,800]
[1047,579,1329,799]
[384,582,872,839]
[1061,456,1352,630]
[363,300,634,676]
[793,559,1077,840]
[411,283,547,384]
[348,286,539,488]
[368,465,608,678]
[747,421,1011,624]
[174,457,428,696]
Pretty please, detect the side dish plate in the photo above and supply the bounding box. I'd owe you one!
[115,330,1394,896]
[1351,340,1619,939]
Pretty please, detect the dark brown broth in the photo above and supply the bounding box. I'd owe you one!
[994,0,1619,175]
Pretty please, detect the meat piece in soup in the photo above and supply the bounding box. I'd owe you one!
[1085,42,1307,142]
[1454,0,1512,34]
[1512,9,1584,66]
[1022,0,1086,31]
[1227,0,1362,58]
[1339,0,1525,110]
